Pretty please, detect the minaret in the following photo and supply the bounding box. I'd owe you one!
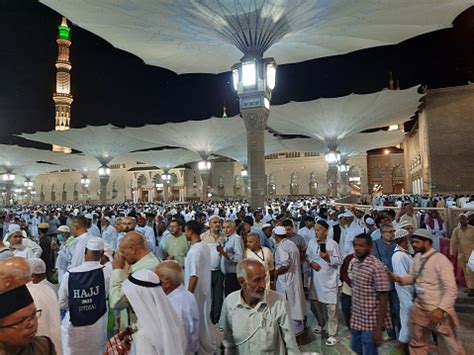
[52,17,72,153]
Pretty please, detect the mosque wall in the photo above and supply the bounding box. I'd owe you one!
[28,153,392,203]
[366,153,405,195]
[403,84,474,195]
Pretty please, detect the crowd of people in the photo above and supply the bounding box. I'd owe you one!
[0,197,473,354]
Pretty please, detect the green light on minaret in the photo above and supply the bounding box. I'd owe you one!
[58,17,70,40]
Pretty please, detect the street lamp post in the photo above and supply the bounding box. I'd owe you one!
[232,54,276,208]
[338,162,351,196]
[325,150,341,198]
[80,175,90,201]
[198,160,211,202]
[161,172,172,202]
[98,166,110,204]
[2,172,15,206]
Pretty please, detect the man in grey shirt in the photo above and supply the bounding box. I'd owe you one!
[217,219,244,296]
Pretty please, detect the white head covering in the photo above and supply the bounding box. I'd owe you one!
[28,257,46,274]
[86,237,104,251]
[122,270,186,355]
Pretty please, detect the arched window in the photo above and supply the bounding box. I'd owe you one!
[309,171,318,195]
[267,174,276,195]
[290,173,299,195]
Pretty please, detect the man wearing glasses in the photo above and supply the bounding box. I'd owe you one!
[372,223,400,341]
[0,257,57,354]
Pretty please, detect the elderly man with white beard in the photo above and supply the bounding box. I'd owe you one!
[221,259,299,354]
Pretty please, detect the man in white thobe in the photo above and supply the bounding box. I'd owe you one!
[306,220,341,346]
[339,212,364,258]
[274,226,306,336]
[156,261,199,355]
[136,216,156,254]
[101,216,118,250]
[59,237,111,355]
[184,220,220,354]
[392,229,415,353]
[67,216,94,270]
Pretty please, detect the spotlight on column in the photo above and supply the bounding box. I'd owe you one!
[338,163,350,173]
[98,166,111,177]
[325,150,341,164]
[155,183,164,189]
[240,169,248,177]
[161,173,172,183]
[198,161,211,171]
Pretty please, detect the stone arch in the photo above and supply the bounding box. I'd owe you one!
[73,183,79,201]
[217,176,225,197]
[290,172,299,195]
[137,174,147,187]
[111,180,118,199]
[51,184,56,202]
[40,184,45,202]
[62,183,67,201]
[309,171,318,195]
[267,173,276,196]
[233,174,242,197]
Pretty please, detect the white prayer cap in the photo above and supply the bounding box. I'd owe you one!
[365,217,375,226]
[103,216,112,222]
[103,243,114,261]
[342,211,354,218]
[84,213,93,219]
[399,220,413,228]
[28,258,46,274]
[262,214,273,223]
[273,226,286,236]
[73,208,79,216]
[57,225,70,233]
[376,207,386,212]
[261,223,272,230]
[394,229,409,240]
[86,237,104,251]
[8,224,21,234]
[208,215,220,222]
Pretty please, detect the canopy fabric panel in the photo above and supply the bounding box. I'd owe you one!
[18,125,158,165]
[268,86,422,148]
[14,163,65,178]
[0,144,64,171]
[214,131,291,166]
[122,148,202,170]
[122,116,246,159]
[40,0,473,73]
[280,130,405,156]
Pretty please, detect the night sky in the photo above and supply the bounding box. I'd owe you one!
[1,1,474,147]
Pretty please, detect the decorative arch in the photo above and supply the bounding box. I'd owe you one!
[233,174,242,197]
[290,172,299,195]
[51,184,56,202]
[137,174,147,187]
[309,171,318,195]
[217,176,225,197]
[111,180,118,199]
[73,183,79,201]
[62,183,67,201]
[267,173,276,196]
[40,184,45,202]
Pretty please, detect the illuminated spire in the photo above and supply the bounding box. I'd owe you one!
[52,17,73,153]
[58,17,70,40]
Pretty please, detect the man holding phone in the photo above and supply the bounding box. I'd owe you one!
[306,220,342,346]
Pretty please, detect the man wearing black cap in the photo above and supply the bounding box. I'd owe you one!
[0,257,57,354]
